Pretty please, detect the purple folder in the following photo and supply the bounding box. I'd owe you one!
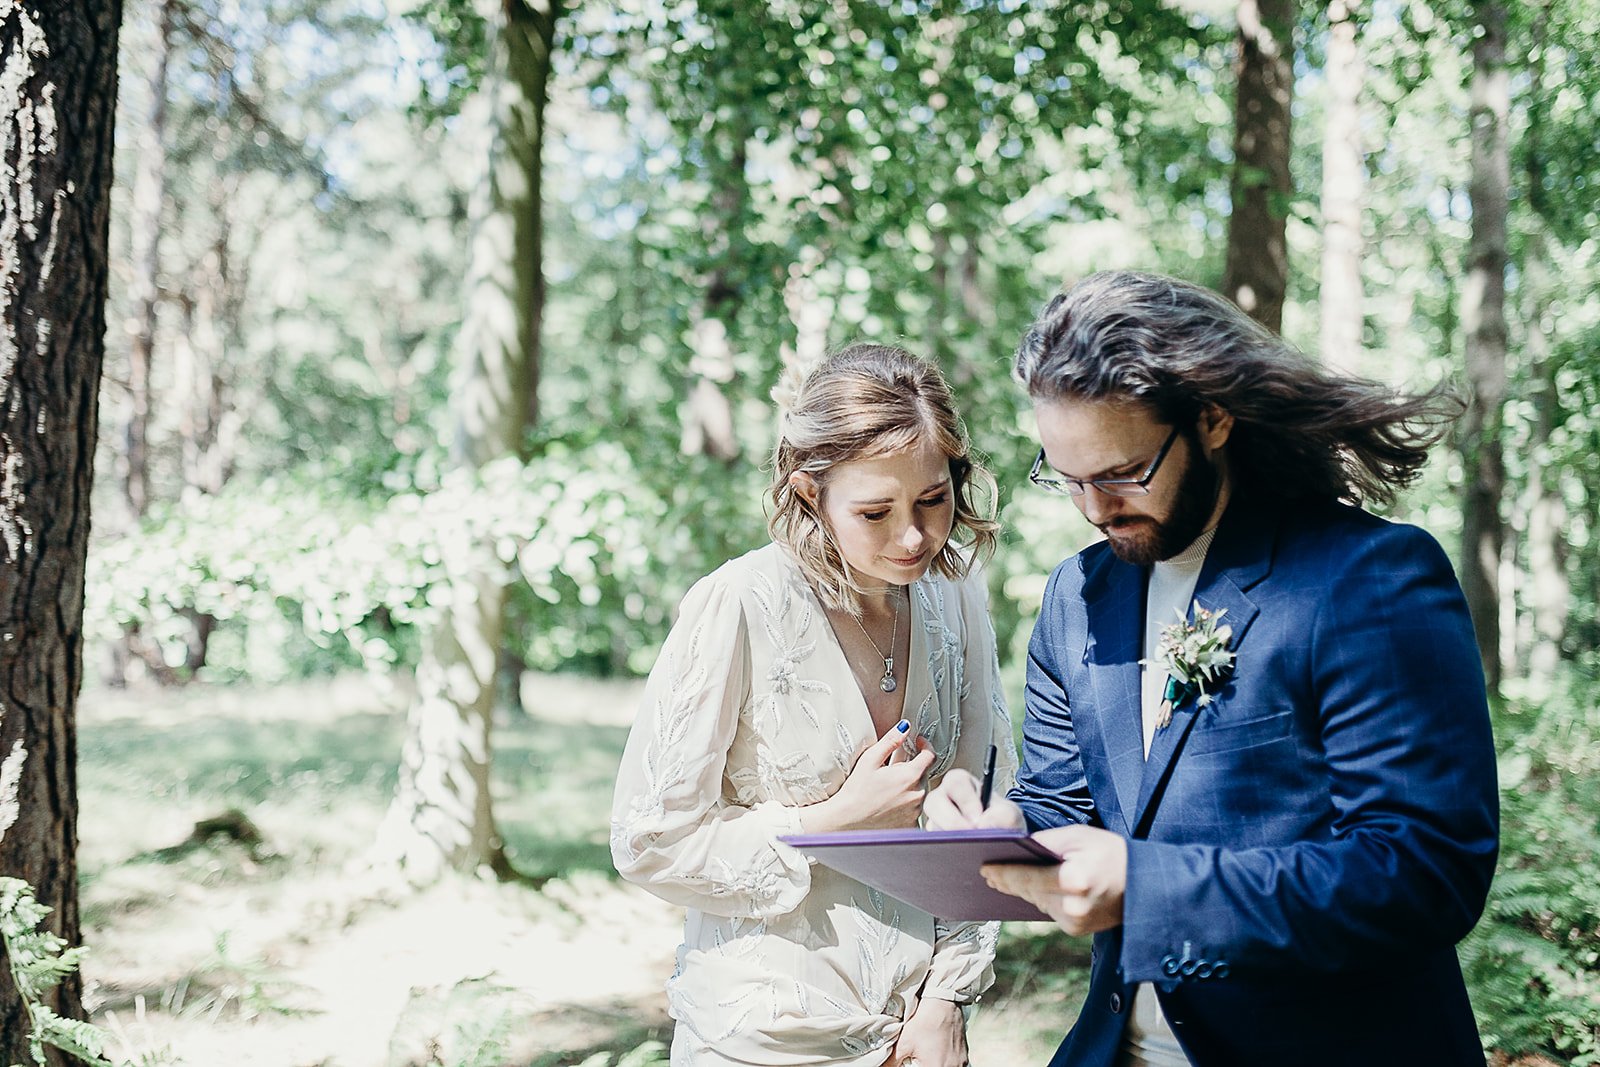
[778,827,1060,922]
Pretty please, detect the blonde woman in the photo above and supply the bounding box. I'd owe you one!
[612,343,1017,1067]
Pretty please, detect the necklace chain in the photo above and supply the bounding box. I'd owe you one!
[850,588,902,694]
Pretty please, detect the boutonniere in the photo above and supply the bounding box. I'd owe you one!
[1150,603,1236,729]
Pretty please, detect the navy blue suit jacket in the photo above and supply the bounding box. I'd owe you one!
[1013,494,1499,1067]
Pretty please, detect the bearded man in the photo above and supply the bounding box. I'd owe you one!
[928,270,1498,1067]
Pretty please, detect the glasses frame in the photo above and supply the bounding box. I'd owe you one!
[1029,425,1182,498]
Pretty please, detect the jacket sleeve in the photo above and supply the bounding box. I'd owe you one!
[609,571,812,918]
[922,571,1016,1003]
[1012,563,1099,833]
[1119,523,1500,982]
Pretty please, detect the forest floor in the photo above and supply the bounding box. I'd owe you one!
[76,672,1087,1067]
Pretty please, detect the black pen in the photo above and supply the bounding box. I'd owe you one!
[979,743,997,809]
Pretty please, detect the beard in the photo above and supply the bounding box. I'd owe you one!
[1100,443,1220,566]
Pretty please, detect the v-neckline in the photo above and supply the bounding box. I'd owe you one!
[789,559,927,746]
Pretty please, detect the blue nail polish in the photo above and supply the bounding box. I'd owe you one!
[896,719,910,733]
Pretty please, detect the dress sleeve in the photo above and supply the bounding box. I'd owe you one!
[922,570,1016,1003]
[610,570,812,918]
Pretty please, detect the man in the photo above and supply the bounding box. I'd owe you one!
[926,270,1498,1066]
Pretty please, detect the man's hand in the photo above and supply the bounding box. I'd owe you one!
[923,768,1026,831]
[890,995,967,1067]
[981,824,1127,936]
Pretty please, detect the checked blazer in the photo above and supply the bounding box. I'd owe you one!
[1012,492,1499,1067]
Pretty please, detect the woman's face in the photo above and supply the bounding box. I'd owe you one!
[795,440,956,594]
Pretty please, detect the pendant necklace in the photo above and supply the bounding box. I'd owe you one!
[851,588,902,693]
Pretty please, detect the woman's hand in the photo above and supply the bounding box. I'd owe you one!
[923,768,1026,831]
[800,720,935,834]
[891,995,967,1067]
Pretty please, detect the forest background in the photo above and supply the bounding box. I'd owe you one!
[2,0,1598,1064]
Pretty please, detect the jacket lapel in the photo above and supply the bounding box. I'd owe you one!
[1129,498,1276,836]
[1082,551,1147,837]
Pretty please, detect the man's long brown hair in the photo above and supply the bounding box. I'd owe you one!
[1014,270,1461,506]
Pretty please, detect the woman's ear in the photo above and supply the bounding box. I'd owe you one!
[790,471,820,508]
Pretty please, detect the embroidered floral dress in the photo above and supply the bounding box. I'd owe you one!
[611,544,1017,1066]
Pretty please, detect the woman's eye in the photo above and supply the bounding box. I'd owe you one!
[918,494,949,508]
[861,510,889,522]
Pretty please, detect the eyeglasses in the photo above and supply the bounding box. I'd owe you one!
[1029,426,1181,498]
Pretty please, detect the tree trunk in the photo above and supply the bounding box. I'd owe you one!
[1459,0,1509,693]
[680,130,747,465]
[178,194,236,497]
[1318,0,1363,372]
[375,0,556,883]
[1223,0,1294,332]
[0,1,119,1061]
[121,0,173,521]
[779,250,831,394]
[928,229,952,368]
[1518,9,1566,692]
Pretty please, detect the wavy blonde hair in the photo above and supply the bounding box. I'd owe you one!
[768,343,999,614]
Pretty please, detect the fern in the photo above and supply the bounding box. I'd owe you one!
[0,877,115,1067]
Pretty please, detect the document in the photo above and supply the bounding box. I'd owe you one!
[778,827,1060,922]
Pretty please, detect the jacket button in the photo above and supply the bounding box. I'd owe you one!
[1109,992,1124,1013]
[1160,955,1181,977]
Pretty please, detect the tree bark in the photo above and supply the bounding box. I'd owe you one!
[375,0,556,883]
[1520,291,1565,688]
[0,1,120,1061]
[1517,8,1566,691]
[121,0,173,520]
[177,188,238,498]
[1318,0,1363,372]
[680,127,748,465]
[1459,0,1509,692]
[1223,0,1295,332]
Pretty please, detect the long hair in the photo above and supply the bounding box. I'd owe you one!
[768,343,999,614]
[1013,270,1461,506]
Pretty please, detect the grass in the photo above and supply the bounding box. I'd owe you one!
[73,671,1081,1066]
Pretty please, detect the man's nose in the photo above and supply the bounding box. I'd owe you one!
[1077,486,1121,525]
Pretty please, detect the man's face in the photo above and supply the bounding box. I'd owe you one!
[1032,397,1232,565]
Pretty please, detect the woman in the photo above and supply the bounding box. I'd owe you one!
[611,343,1017,1067]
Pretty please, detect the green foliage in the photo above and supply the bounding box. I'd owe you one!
[1461,680,1600,1064]
[85,442,688,681]
[0,879,114,1067]
[386,976,533,1067]
[570,1040,669,1067]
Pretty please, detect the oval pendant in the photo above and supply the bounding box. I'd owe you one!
[880,674,897,693]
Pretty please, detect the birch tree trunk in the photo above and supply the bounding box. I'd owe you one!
[1319,0,1363,373]
[1459,0,1509,692]
[1223,0,1294,332]
[374,0,556,883]
[0,1,119,1060]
